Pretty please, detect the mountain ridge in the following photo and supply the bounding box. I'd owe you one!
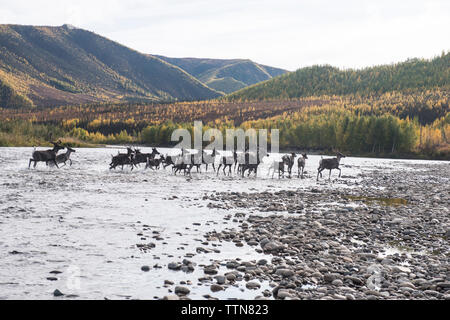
[155,55,288,94]
[0,24,221,108]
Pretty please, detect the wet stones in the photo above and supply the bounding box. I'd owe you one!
[226,260,239,269]
[215,275,226,285]
[210,284,224,292]
[275,268,295,278]
[261,241,284,253]
[168,260,195,273]
[344,276,364,286]
[276,289,294,299]
[174,286,190,296]
[136,243,156,252]
[204,265,218,275]
[323,273,341,283]
[257,259,268,266]
[168,262,182,271]
[245,281,261,290]
[50,270,62,275]
[53,289,64,297]
[392,266,411,274]
[436,282,450,291]
[193,162,449,300]
[331,279,344,286]
[445,229,450,238]
[225,272,238,282]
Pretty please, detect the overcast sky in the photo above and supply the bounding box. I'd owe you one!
[0,0,448,71]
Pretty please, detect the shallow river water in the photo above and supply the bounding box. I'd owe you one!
[0,147,447,299]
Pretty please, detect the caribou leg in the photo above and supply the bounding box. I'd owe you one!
[317,167,323,181]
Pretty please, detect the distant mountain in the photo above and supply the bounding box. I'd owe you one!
[155,56,288,94]
[0,24,221,108]
[226,53,450,101]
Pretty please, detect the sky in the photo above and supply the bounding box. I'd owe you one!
[0,0,448,71]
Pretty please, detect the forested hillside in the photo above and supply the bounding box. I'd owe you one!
[1,89,448,159]
[0,24,221,108]
[156,56,287,94]
[226,53,450,100]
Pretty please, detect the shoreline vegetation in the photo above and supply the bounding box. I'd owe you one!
[0,90,449,160]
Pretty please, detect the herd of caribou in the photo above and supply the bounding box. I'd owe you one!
[28,140,76,169]
[28,141,346,180]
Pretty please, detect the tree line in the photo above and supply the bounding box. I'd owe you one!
[226,52,449,101]
[0,90,448,159]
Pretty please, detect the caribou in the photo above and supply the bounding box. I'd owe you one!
[53,146,76,167]
[268,157,288,178]
[281,153,296,177]
[216,151,235,176]
[146,155,165,170]
[297,153,308,178]
[317,152,346,181]
[202,148,217,172]
[109,147,135,170]
[133,148,160,167]
[29,141,64,168]
[239,150,269,177]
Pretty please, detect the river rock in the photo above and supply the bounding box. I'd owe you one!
[211,284,224,292]
[175,286,190,295]
[53,289,64,297]
[168,262,181,270]
[215,275,226,285]
[277,289,293,299]
[226,273,237,281]
[246,281,261,289]
[332,279,343,286]
[204,265,218,275]
[324,273,341,283]
[275,268,294,278]
[257,259,268,266]
[262,241,283,252]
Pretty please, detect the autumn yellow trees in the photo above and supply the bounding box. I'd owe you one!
[0,89,448,158]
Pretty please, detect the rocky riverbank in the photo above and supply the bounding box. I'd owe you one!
[169,162,449,300]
